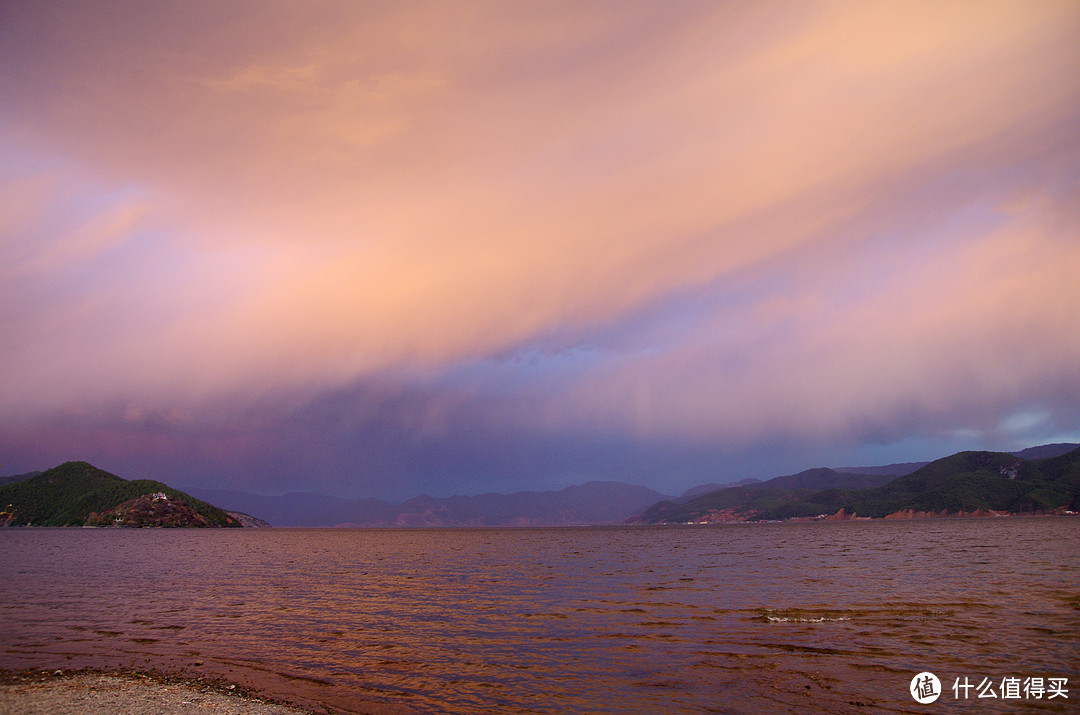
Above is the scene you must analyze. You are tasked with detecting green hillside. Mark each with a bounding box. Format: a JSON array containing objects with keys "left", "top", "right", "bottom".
[
  {"left": 634, "top": 447, "right": 1080, "bottom": 523},
  {"left": 0, "top": 461, "right": 240, "bottom": 527}
]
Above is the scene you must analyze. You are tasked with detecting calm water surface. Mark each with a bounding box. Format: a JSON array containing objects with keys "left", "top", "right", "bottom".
[{"left": 1, "top": 519, "right": 1077, "bottom": 713}]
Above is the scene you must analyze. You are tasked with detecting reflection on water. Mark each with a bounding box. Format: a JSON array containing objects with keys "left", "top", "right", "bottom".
[{"left": 1, "top": 519, "right": 1078, "bottom": 713}]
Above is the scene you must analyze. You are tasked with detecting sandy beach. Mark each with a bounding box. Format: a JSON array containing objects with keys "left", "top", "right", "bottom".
[{"left": 0, "top": 670, "right": 322, "bottom": 715}]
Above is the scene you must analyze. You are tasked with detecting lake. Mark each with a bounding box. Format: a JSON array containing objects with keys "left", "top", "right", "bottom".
[{"left": 1, "top": 518, "right": 1077, "bottom": 713}]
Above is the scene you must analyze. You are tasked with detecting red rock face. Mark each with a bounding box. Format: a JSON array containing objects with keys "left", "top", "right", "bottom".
[{"left": 85, "top": 494, "right": 216, "bottom": 527}]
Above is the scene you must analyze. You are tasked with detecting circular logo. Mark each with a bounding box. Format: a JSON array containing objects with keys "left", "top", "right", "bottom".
[{"left": 910, "top": 672, "right": 941, "bottom": 704}]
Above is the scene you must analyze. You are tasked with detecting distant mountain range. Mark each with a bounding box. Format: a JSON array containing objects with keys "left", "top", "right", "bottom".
[
  {"left": 631, "top": 444, "right": 1080, "bottom": 524},
  {"left": 0, "top": 462, "right": 243, "bottom": 527},
  {"left": 0, "top": 471, "right": 41, "bottom": 487},
  {"left": 181, "top": 442, "right": 1078, "bottom": 526},
  {"left": 4, "top": 443, "right": 1077, "bottom": 527},
  {"left": 184, "top": 481, "right": 672, "bottom": 528}
]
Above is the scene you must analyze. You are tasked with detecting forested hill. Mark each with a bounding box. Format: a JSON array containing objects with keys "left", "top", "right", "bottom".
[
  {"left": 631, "top": 446, "right": 1080, "bottom": 524},
  {"left": 0, "top": 461, "right": 241, "bottom": 527}
]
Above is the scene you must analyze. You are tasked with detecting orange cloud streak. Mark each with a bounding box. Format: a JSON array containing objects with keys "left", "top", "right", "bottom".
[{"left": 1, "top": 1, "right": 1078, "bottom": 445}]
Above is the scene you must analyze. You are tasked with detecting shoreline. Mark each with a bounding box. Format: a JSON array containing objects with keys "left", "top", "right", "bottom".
[
  {"left": 661, "top": 509, "right": 1079, "bottom": 525},
  {"left": 0, "top": 668, "right": 332, "bottom": 715},
  {"left": 0, "top": 665, "right": 414, "bottom": 715},
  {"left": 2, "top": 511, "right": 1076, "bottom": 529}
]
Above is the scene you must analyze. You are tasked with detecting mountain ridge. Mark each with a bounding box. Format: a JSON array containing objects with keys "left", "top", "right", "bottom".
[
  {"left": 630, "top": 445, "right": 1080, "bottom": 524},
  {"left": 0, "top": 461, "right": 241, "bottom": 527},
  {"left": 185, "top": 480, "right": 673, "bottom": 527},
  {"left": 6, "top": 443, "right": 1076, "bottom": 527}
]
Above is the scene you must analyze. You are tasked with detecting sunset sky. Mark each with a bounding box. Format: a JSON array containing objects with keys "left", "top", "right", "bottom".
[{"left": 2, "top": 1, "right": 1079, "bottom": 499}]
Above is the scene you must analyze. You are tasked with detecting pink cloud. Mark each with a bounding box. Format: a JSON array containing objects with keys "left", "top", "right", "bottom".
[{"left": 1, "top": 0, "right": 1078, "bottom": 456}]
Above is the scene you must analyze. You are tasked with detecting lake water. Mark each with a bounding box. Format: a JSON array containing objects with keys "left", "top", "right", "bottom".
[{"left": 1, "top": 519, "right": 1077, "bottom": 713}]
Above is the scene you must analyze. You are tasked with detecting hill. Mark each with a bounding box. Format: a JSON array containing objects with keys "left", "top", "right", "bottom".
[
  {"left": 758, "top": 467, "right": 896, "bottom": 491},
  {"left": 677, "top": 462, "right": 925, "bottom": 502},
  {"left": 833, "top": 461, "right": 929, "bottom": 476},
  {"left": 0, "top": 461, "right": 241, "bottom": 527},
  {"left": 671, "top": 446, "right": 1079, "bottom": 507},
  {"left": 0, "top": 471, "right": 41, "bottom": 487},
  {"left": 630, "top": 446, "right": 1080, "bottom": 523},
  {"left": 1009, "top": 443, "right": 1080, "bottom": 460},
  {"left": 678, "top": 478, "right": 762, "bottom": 501}
]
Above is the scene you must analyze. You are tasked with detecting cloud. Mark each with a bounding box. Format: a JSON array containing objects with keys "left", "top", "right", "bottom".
[
  {"left": 543, "top": 182, "right": 1080, "bottom": 444},
  {"left": 1, "top": 1, "right": 1079, "bottom": 490}
]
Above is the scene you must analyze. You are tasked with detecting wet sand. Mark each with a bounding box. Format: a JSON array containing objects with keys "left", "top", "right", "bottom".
[{"left": 0, "top": 670, "right": 323, "bottom": 715}]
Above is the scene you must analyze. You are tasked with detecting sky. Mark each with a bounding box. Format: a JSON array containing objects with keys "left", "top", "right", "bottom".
[{"left": 2, "top": 1, "right": 1079, "bottom": 500}]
